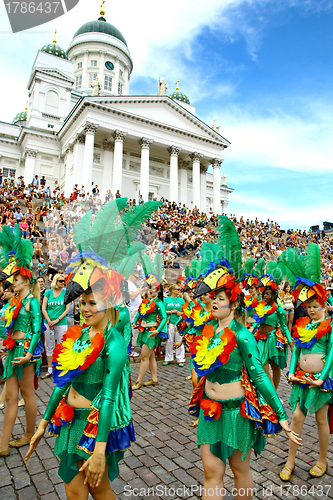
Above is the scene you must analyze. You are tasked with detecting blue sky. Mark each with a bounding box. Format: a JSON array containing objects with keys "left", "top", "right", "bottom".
[{"left": 1, "top": 0, "right": 333, "bottom": 230}]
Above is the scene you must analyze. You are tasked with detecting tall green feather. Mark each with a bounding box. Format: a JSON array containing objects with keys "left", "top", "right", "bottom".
[
  {"left": 0, "top": 225, "right": 15, "bottom": 268},
  {"left": 73, "top": 210, "right": 93, "bottom": 253},
  {"left": 13, "top": 225, "right": 33, "bottom": 270},
  {"left": 142, "top": 253, "right": 155, "bottom": 276},
  {"left": 243, "top": 258, "right": 255, "bottom": 275},
  {"left": 217, "top": 216, "right": 243, "bottom": 281},
  {"left": 153, "top": 253, "right": 164, "bottom": 282},
  {"left": 116, "top": 241, "right": 146, "bottom": 279},
  {"left": 304, "top": 243, "right": 321, "bottom": 282},
  {"left": 253, "top": 258, "right": 265, "bottom": 278},
  {"left": 109, "top": 201, "right": 162, "bottom": 264}
]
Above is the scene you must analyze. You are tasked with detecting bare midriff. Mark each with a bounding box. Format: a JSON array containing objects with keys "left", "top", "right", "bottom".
[
  {"left": 300, "top": 353, "right": 325, "bottom": 374},
  {"left": 68, "top": 386, "right": 92, "bottom": 409},
  {"left": 205, "top": 379, "right": 245, "bottom": 400},
  {"left": 260, "top": 324, "right": 276, "bottom": 335},
  {"left": 12, "top": 330, "right": 25, "bottom": 340}
]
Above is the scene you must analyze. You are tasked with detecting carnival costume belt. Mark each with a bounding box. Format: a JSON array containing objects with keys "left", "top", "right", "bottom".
[
  {"left": 141, "top": 321, "right": 158, "bottom": 328},
  {"left": 254, "top": 326, "right": 288, "bottom": 350},
  {"left": 49, "top": 395, "right": 135, "bottom": 455},
  {"left": 189, "top": 367, "right": 282, "bottom": 437},
  {"left": 287, "top": 362, "right": 333, "bottom": 392}
]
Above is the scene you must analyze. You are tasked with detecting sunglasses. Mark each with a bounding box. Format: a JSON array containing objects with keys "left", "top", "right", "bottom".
[{"left": 57, "top": 279, "right": 65, "bottom": 283}]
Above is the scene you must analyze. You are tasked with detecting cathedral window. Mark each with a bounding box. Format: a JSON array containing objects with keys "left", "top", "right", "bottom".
[
  {"left": 77, "top": 62, "right": 82, "bottom": 69},
  {"left": 45, "top": 90, "right": 59, "bottom": 115},
  {"left": 119, "top": 69, "right": 123, "bottom": 78},
  {"left": 3, "top": 168, "right": 15, "bottom": 178},
  {"left": 104, "top": 75, "right": 112, "bottom": 91},
  {"left": 91, "top": 60, "right": 98, "bottom": 67},
  {"left": 75, "top": 75, "right": 82, "bottom": 89},
  {"left": 89, "top": 73, "right": 98, "bottom": 85},
  {"left": 118, "top": 82, "right": 123, "bottom": 95}
]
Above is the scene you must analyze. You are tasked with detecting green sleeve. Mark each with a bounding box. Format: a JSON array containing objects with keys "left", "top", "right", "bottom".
[
  {"left": 43, "top": 383, "right": 71, "bottom": 421},
  {"left": 320, "top": 329, "right": 333, "bottom": 381},
  {"left": 276, "top": 305, "right": 292, "bottom": 343},
  {"left": 27, "top": 297, "right": 42, "bottom": 354},
  {"left": 289, "top": 344, "right": 301, "bottom": 375},
  {"left": 236, "top": 324, "right": 288, "bottom": 421},
  {"left": 96, "top": 328, "right": 127, "bottom": 443},
  {"left": 133, "top": 310, "right": 139, "bottom": 325},
  {"left": 156, "top": 299, "right": 167, "bottom": 333}
]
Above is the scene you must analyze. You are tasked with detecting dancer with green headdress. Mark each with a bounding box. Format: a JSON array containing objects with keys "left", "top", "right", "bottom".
[
  {"left": 278, "top": 243, "right": 333, "bottom": 481},
  {"left": 25, "top": 198, "right": 160, "bottom": 499},
  {"left": 132, "top": 252, "right": 167, "bottom": 390},
  {"left": 187, "top": 216, "right": 300, "bottom": 500},
  {"left": 0, "top": 225, "right": 42, "bottom": 457}
]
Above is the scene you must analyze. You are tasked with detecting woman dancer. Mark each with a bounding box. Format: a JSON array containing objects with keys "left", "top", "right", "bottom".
[
  {"left": 0, "top": 227, "right": 42, "bottom": 457},
  {"left": 41, "top": 273, "right": 70, "bottom": 379},
  {"left": 132, "top": 273, "right": 167, "bottom": 390},
  {"left": 26, "top": 268, "right": 135, "bottom": 499},
  {"left": 190, "top": 261, "right": 300, "bottom": 500},
  {"left": 253, "top": 275, "right": 293, "bottom": 388},
  {"left": 164, "top": 284, "right": 185, "bottom": 367},
  {"left": 280, "top": 282, "right": 295, "bottom": 333},
  {"left": 280, "top": 278, "right": 333, "bottom": 481}
]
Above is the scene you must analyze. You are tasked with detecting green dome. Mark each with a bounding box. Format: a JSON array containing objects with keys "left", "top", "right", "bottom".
[
  {"left": 169, "top": 90, "right": 190, "bottom": 105},
  {"left": 40, "top": 43, "right": 68, "bottom": 59},
  {"left": 73, "top": 17, "right": 127, "bottom": 46},
  {"left": 12, "top": 110, "right": 27, "bottom": 125}
]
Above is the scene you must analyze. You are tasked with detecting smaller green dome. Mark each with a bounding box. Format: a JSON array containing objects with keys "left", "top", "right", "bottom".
[
  {"left": 40, "top": 43, "right": 68, "bottom": 59},
  {"left": 13, "top": 110, "right": 27, "bottom": 125},
  {"left": 169, "top": 90, "right": 190, "bottom": 104}
]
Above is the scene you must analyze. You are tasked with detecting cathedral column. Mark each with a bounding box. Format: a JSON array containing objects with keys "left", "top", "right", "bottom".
[
  {"left": 64, "top": 144, "right": 74, "bottom": 198},
  {"left": 102, "top": 142, "right": 114, "bottom": 198},
  {"left": 23, "top": 149, "right": 37, "bottom": 185},
  {"left": 168, "top": 146, "right": 180, "bottom": 203},
  {"left": 200, "top": 166, "right": 208, "bottom": 214},
  {"left": 212, "top": 158, "right": 223, "bottom": 215},
  {"left": 72, "top": 135, "right": 85, "bottom": 188},
  {"left": 222, "top": 200, "right": 229, "bottom": 215},
  {"left": 112, "top": 130, "right": 125, "bottom": 195},
  {"left": 190, "top": 152, "right": 202, "bottom": 211},
  {"left": 82, "top": 122, "right": 98, "bottom": 196},
  {"left": 139, "top": 138, "right": 153, "bottom": 202}
]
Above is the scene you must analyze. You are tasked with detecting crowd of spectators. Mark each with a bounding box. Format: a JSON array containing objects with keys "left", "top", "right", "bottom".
[{"left": 0, "top": 171, "right": 331, "bottom": 287}]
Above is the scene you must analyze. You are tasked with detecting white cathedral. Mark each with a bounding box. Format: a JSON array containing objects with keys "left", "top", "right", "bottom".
[{"left": 0, "top": 4, "right": 233, "bottom": 214}]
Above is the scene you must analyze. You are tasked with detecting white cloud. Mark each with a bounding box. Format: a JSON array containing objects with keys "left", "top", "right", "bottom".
[{"left": 210, "top": 100, "right": 333, "bottom": 173}]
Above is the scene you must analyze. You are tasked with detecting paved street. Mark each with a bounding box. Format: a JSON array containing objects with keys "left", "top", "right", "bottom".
[{"left": 0, "top": 357, "right": 332, "bottom": 500}]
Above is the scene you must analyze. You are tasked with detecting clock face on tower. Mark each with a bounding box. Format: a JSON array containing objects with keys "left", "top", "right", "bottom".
[{"left": 105, "top": 61, "right": 114, "bottom": 71}]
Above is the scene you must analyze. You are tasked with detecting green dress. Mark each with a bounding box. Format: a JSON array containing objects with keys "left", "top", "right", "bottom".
[
  {"left": 195, "top": 319, "right": 288, "bottom": 464},
  {"left": 289, "top": 320, "right": 333, "bottom": 416},
  {"left": 4, "top": 294, "right": 42, "bottom": 380},
  {"left": 254, "top": 304, "right": 292, "bottom": 369},
  {"left": 134, "top": 297, "right": 167, "bottom": 349},
  {"left": 43, "top": 324, "right": 135, "bottom": 484}
]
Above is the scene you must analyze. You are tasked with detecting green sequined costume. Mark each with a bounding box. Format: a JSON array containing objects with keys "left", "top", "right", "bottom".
[
  {"left": 289, "top": 321, "right": 333, "bottom": 416},
  {"left": 254, "top": 305, "right": 292, "bottom": 369},
  {"left": 134, "top": 297, "right": 167, "bottom": 349},
  {"left": 4, "top": 294, "right": 42, "bottom": 380},
  {"left": 196, "top": 319, "right": 288, "bottom": 464},
  {"left": 43, "top": 324, "right": 134, "bottom": 484}
]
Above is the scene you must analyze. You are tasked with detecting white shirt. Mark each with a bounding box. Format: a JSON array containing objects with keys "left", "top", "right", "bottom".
[{"left": 127, "top": 280, "right": 142, "bottom": 310}]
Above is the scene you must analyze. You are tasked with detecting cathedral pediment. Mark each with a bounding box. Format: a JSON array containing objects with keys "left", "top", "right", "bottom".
[{"left": 59, "top": 95, "right": 230, "bottom": 147}]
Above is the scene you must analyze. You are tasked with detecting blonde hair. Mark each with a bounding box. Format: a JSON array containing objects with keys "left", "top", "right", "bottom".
[
  {"left": 51, "top": 273, "right": 66, "bottom": 289},
  {"left": 107, "top": 306, "right": 119, "bottom": 326},
  {"left": 31, "top": 279, "right": 41, "bottom": 303}
]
